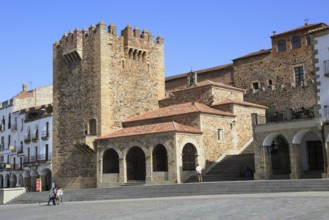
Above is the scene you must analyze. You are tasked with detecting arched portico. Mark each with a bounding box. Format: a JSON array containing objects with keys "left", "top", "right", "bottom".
[
  {"left": 295, "top": 130, "right": 324, "bottom": 178},
  {"left": 23, "top": 170, "right": 31, "bottom": 191},
  {"left": 126, "top": 146, "right": 146, "bottom": 181},
  {"left": 182, "top": 143, "right": 198, "bottom": 171},
  {"left": 5, "top": 174, "right": 10, "bottom": 188},
  {"left": 10, "top": 174, "right": 17, "bottom": 188},
  {"left": 0, "top": 174, "right": 3, "bottom": 188},
  {"left": 39, "top": 168, "right": 52, "bottom": 191}
]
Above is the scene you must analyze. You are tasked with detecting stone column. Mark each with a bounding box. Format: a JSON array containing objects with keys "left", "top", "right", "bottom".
[
  {"left": 323, "top": 142, "right": 329, "bottom": 178},
  {"left": 254, "top": 145, "right": 272, "bottom": 180},
  {"left": 289, "top": 144, "right": 302, "bottom": 179},
  {"left": 145, "top": 155, "right": 153, "bottom": 183},
  {"left": 119, "top": 158, "right": 126, "bottom": 184}
]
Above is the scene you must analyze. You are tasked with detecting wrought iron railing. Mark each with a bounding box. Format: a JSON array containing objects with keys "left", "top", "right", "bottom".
[{"left": 23, "top": 154, "right": 52, "bottom": 163}]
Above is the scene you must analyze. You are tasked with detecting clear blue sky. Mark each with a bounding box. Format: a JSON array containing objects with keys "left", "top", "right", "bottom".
[{"left": 1, "top": 0, "right": 329, "bottom": 102}]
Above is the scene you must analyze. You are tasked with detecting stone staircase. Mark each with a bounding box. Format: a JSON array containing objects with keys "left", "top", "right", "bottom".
[
  {"left": 7, "top": 179, "right": 329, "bottom": 205},
  {"left": 185, "top": 142, "right": 255, "bottom": 183}
]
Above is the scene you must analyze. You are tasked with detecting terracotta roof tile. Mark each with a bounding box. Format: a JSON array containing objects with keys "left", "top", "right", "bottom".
[
  {"left": 212, "top": 99, "right": 267, "bottom": 109},
  {"left": 306, "top": 26, "right": 329, "bottom": 34},
  {"left": 271, "top": 23, "right": 327, "bottom": 37},
  {"left": 233, "top": 49, "right": 272, "bottom": 61},
  {"left": 124, "top": 101, "right": 234, "bottom": 123},
  {"left": 165, "top": 64, "right": 233, "bottom": 81},
  {"left": 97, "top": 121, "right": 202, "bottom": 140},
  {"left": 166, "top": 80, "right": 245, "bottom": 94}
]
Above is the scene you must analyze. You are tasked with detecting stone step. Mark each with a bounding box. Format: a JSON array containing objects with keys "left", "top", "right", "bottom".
[{"left": 7, "top": 179, "right": 329, "bottom": 205}]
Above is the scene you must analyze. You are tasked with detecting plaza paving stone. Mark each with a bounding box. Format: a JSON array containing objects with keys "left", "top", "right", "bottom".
[{"left": 1, "top": 192, "right": 329, "bottom": 219}]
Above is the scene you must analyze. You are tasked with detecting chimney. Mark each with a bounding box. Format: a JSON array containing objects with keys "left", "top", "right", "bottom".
[{"left": 22, "top": 83, "right": 27, "bottom": 92}]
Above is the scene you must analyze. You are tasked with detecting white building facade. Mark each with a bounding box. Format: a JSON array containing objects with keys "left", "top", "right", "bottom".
[{"left": 0, "top": 84, "right": 53, "bottom": 191}]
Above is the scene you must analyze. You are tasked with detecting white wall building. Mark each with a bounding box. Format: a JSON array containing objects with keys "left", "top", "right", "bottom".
[{"left": 0, "top": 84, "right": 53, "bottom": 191}]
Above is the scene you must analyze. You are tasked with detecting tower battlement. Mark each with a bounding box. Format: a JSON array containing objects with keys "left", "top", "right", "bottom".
[{"left": 54, "top": 21, "right": 163, "bottom": 63}]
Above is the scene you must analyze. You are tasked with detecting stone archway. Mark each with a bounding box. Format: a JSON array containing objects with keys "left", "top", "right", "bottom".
[
  {"left": 182, "top": 143, "right": 197, "bottom": 171},
  {"left": 294, "top": 130, "right": 324, "bottom": 177},
  {"left": 103, "top": 149, "right": 119, "bottom": 173},
  {"left": 270, "top": 135, "right": 291, "bottom": 177},
  {"left": 0, "top": 174, "right": 3, "bottom": 188},
  {"left": 23, "top": 170, "right": 31, "bottom": 191},
  {"left": 10, "top": 174, "right": 17, "bottom": 188},
  {"left": 126, "top": 146, "right": 146, "bottom": 181},
  {"left": 39, "top": 168, "right": 52, "bottom": 191},
  {"left": 152, "top": 144, "right": 168, "bottom": 172},
  {"left": 5, "top": 174, "right": 10, "bottom": 188}
]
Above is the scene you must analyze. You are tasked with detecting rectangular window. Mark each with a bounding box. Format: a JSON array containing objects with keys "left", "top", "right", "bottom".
[
  {"left": 294, "top": 66, "right": 304, "bottom": 83},
  {"left": 251, "top": 113, "right": 258, "bottom": 125},
  {"left": 217, "top": 129, "right": 224, "bottom": 141},
  {"left": 324, "top": 60, "right": 329, "bottom": 75},
  {"left": 252, "top": 82, "right": 259, "bottom": 90}
]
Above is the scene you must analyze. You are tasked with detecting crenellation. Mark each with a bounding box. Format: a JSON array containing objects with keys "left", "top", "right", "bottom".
[
  {"left": 108, "top": 23, "right": 117, "bottom": 35},
  {"left": 133, "top": 26, "right": 140, "bottom": 38},
  {"left": 156, "top": 35, "right": 164, "bottom": 44}
]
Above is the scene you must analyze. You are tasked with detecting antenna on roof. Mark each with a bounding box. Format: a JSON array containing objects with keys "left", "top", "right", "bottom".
[{"left": 304, "top": 18, "right": 309, "bottom": 26}]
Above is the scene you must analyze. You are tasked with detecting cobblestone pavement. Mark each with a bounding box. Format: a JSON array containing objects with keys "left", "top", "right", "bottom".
[{"left": 1, "top": 192, "right": 329, "bottom": 220}]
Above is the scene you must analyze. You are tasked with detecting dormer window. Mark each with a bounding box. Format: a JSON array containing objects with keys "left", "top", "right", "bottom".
[
  {"left": 277, "top": 40, "right": 286, "bottom": 52},
  {"left": 291, "top": 36, "right": 301, "bottom": 49}
]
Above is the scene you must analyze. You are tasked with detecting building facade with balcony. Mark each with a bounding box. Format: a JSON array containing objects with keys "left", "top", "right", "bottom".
[
  {"left": 0, "top": 84, "right": 53, "bottom": 191},
  {"left": 253, "top": 26, "right": 329, "bottom": 180}
]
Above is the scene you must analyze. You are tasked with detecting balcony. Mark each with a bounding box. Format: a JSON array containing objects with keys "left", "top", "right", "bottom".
[
  {"left": 23, "top": 154, "right": 52, "bottom": 165},
  {"left": 265, "top": 107, "right": 314, "bottom": 124},
  {"left": 11, "top": 123, "right": 18, "bottom": 131},
  {"left": 24, "top": 134, "right": 31, "bottom": 144},
  {"left": 41, "top": 131, "right": 50, "bottom": 140},
  {"left": 32, "top": 133, "right": 39, "bottom": 143},
  {"left": 0, "top": 144, "right": 4, "bottom": 151},
  {"left": 9, "top": 145, "right": 16, "bottom": 154},
  {"left": 0, "top": 124, "right": 4, "bottom": 132},
  {"left": 17, "top": 147, "right": 23, "bottom": 155}
]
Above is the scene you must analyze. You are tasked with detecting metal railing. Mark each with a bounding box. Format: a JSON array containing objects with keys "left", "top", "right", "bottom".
[
  {"left": 41, "top": 131, "right": 50, "bottom": 140},
  {"left": 265, "top": 107, "right": 314, "bottom": 123},
  {"left": 23, "top": 154, "right": 52, "bottom": 163}
]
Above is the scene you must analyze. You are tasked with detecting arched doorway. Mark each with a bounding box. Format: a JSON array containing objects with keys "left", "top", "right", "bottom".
[
  {"left": 297, "top": 131, "right": 324, "bottom": 177},
  {"left": 5, "top": 174, "right": 10, "bottom": 188},
  {"left": 182, "top": 143, "right": 197, "bottom": 171},
  {"left": 0, "top": 174, "right": 3, "bottom": 188},
  {"left": 153, "top": 145, "right": 168, "bottom": 172},
  {"left": 10, "top": 174, "right": 17, "bottom": 188},
  {"left": 39, "top": 168, "right": 52, "bottom": 191},
  {"left": 270, "top": 135, "right": 290, "bottom": 176},
  {"left": 103, "top": 149, "right": 119, "bottom": 173},
  {"left": 126, "top": 147, "right": 146, "bottom": 181},
  {"left": 17, "top": 174, "right": 23, "bottom": 187}
]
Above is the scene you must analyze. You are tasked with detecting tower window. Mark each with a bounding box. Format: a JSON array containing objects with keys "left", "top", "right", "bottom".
[
  {"left": 252, "top": 82, "right": 259, "bottom": 90},
  {"left": 277, "top": 40, "right": 286, "bottom": 52},
  {"left": 291, "top": 36, "right": 301, "bottom": 49},
  {"left": 217, "top": 129, "right": 224, "bottom": 141},
  {"left": 294, "top": 66, "right": 304, "bottom": 83}
]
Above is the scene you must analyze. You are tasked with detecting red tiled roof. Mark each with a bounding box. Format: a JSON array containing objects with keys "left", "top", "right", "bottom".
[
  {"left": 96, "top": 121, "right": 202, "bottom": 140},
  {"left": 233, "top": 49, "right": 271, "bottom": 61},
  {"left": 306, "top": 26, "right": 329, "bottom": 34},
  {"left": 166, "top": 80, "right": 245, "bottom": 94},
  {"left": 165, "top": 64, "right": 233, "bottom": 81},
  {"left": 124, "top": 102, "right": 234, "bottom": 123},
  {"left": 212, "top": 99, "right": 267, "bottom": 109},
  {"left": 271, "top": 23, "right": 327, "bottom": 37}
]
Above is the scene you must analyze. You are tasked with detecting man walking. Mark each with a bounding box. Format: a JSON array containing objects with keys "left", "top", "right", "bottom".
[{"left": 196, "top": 164, "right": 203, "bottom": 182}]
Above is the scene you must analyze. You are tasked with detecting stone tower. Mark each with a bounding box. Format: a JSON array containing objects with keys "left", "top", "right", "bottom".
[{"left": 52, "top": 21, "right": 164, "bottom": 189}]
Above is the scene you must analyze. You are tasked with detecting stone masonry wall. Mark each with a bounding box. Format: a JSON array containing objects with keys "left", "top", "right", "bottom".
[
  {"left": 200, "top": 114, "right": 234, "bottom": 168},
  {"left": 53, "top": 22, "right": 164, "bottom": 189}
]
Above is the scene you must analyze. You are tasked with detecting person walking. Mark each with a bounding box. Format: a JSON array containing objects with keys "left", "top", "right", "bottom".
[
  {"left": 196, "top": 164, "right": 203, "bottom": 182},
  {"left": 56, "top": 187, "right": 64, "bottom": 205},
  {"left": 47, "top": 187, "right": 57, "bottom": 206}
]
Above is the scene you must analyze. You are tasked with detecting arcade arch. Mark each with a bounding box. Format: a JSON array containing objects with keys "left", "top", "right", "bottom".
[{"left": 126, "top": 146, "right": 146, "bottom": 181}]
